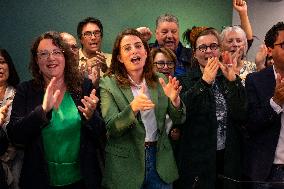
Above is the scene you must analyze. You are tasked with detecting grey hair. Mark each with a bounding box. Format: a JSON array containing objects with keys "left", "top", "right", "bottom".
[
  {"left": 156, "top": 13, "right": 179, "bottom": 29},
  {"left": 220, "top": 25, "right": 248, "bottom": 57}
]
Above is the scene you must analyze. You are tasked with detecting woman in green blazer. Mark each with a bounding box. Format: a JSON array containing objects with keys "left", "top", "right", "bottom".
[{"left": 99, "top": 29, "right": 186, "bottom": 189}]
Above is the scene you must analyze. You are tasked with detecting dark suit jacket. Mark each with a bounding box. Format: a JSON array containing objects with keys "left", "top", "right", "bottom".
[
  {"left": 7, "top": 79, "right": 105, "bottom": 189},
  {"left": 244, "top": 66, "right": 281, "bottom": 181}
]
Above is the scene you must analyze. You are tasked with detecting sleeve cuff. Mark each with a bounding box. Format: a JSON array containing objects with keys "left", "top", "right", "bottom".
[{"left": 270, "top": 98, "right": 283, "bottom": 114}]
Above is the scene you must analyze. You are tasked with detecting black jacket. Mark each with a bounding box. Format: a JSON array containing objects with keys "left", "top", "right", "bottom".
[
  {"left": 244, "top": 66, "right": 281, "bottom": 181},
  {"left": 7, "top": 79, "right": 105, "bottom": 189},
  {"left": 0, "top": 128, "right": 9, "bottom": 189},
  {"left": 177, "top": 67, "right": 247, "bottom": 189}
]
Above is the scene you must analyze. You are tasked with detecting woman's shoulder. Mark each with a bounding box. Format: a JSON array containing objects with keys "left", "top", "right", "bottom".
[
  {"left": 99, "top": 75, "right": 116, "bottom": 88},
  {"left": 16, "top": 80, "right": 38, "bottom": 91}
]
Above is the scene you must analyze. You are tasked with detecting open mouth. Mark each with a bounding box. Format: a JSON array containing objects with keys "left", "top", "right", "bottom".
[
  {"left": 165, "top": 41, "right": 175, "bottom": 46},
  {"left": 131, "top": 56, "right": 141, "bottom": 64},
  {"left": 47, "top": 64, "right": 58, "bottom": 69},
  {"left": 89, "top": 42, "right": 98, "bottom": 47}
]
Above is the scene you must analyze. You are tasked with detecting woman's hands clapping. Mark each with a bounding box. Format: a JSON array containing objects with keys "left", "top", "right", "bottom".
[
  {"left": 130, "top": 85, "right": 155, "bottom": 115},
  {"left": 202, "top": 57, "right": 220, "bottom": 84},
  {"left": 0, "top": 100, "right": 12, "bottom": 126},
  {"left": 42, "top": 77, "right": 61, "bottom": 112},
  {"left": 159, "top": 76, "right": 182, "bottom": 108},
  {"left": 220, "top": 51, "right": 237, "bottom": 81},
  {"left": 78, "top": 89, "right": 99, "bottom": 120}
]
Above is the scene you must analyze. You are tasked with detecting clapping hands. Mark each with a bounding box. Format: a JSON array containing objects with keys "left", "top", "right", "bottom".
[
  {"left": 130, "top": 85, "right": 155, "bottom": 115},
  {"left": 159, "top": 76, "right": 182, "bottom": 108}
]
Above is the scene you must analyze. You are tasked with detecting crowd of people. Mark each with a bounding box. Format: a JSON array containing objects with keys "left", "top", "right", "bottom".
[{"left": 1, "top": 0, "right": 284, "bottom": 189}]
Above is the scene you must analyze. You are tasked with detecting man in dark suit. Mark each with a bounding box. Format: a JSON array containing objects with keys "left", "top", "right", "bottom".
[{"left": 245, "top": 22, "right": 284, "bottom": 189}]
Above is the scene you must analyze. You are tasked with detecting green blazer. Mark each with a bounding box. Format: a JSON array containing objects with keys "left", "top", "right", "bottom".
[{"left": 99, "top": 73, "right": 186, "bottom": 189}]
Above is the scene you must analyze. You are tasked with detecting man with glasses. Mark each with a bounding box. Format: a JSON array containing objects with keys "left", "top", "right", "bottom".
[
  {"left": 245, "top": 22, "right": 284, "bottom": 189},
  {"left": 77, "top": 17, "right": 111, "bottom": 86}
]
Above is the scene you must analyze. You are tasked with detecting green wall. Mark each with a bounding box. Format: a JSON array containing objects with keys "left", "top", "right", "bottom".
[{"left": 0, "top": 0, "right": 232, "bottom": 81}]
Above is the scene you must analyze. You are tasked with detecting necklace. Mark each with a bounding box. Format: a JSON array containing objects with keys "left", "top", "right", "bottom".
[{"left": 128, "top": 75, "right": 144, "bottom": 89}]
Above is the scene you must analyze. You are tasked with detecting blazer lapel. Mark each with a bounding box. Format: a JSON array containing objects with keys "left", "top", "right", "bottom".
[{"left": 120, "top": 86, "right": 134, "bottom": 104}]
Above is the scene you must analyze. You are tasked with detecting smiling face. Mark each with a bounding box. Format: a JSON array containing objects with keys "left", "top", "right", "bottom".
[
  {"left": 222, "top": 30, "right": 246, "bottom": 54},
  {"left": 153, "top": 52, "right": 175, "bottom": 77},
  {"left": 80, "top": 23, "right": 102, "bottom": 57},
  {"left": 118, "top": 35, "right": 147, "bottom": 75},
  {"left": 37, "top": 39, "right": 65, "bottom": 82},
  {"left": 155, "top": 21, "right": 179, "bottom": 51},
  {"left": 194, "top": 34, "right": 220, "bottom": 67},
  {"left": 0, "top": 55, "right": 9, "bottom": 86}
]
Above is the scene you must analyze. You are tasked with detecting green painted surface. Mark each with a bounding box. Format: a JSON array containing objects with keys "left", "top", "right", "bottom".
[{"left": 0, "top": 0, "right": 232, "bottom": 81}]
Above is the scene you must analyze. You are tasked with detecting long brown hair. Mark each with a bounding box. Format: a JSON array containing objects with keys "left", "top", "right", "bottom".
[
  {"left": 29, "top": 31, "right": 83, "bottom": 93},
  {"left": 107, "top": 28, "right": 157, "bottom": 88}
]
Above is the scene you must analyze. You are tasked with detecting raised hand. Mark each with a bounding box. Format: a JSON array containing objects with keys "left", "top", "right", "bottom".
[
  {"left": 130, "top": 84, "right": 155, "bottom": 114},
  {"left": 255, "top": 44, "right": 268, "bottom": 70},
  {"left": 231, "top": 46, "right": 245, "bottom": 75},
  {"left": 220, "top": 51, "right": 237, "bottom": 81},
  {"left": 233, "top": 0, "right": 247, "bottom": 14},
  {"left": 202, "top": 57, "right": 220, "bottom": 84},
  {"left": 42, "top": 77, "right": 61, "bottom": 112},
  {"left": 159, "top": 76, "right": 181, "bottom": 108},
  {"left": 78, "top": 89, "right": 99, "bottom": 120},
  {"left": 136, "top": 27, "right": 152, "bottom": 42},
  {"left": 273, "top": 73, "right": 284, "bottom": 106}
]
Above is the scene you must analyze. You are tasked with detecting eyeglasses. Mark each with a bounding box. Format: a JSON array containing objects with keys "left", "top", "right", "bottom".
[
  {"left": 197, "top": 43, "right": 219, "bottom": 52},
  {"left": 82, "top": 30, "right": 101, "bottom": 38},
  {"left": 37, "top": 49, "right": 64, "bottom": 59},
  {"left": 274, "top": 42, "right": 284, "bottom": 49},
  {"left": 154, "top": 61, "right": 175, "bottom": 69}
]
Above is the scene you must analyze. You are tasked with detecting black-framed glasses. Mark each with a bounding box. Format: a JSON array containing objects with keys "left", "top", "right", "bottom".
[
  {"left": 154, "top": 61, "right": 175, "bottom": 69},
  {"left": 197, "top": 43, "right": 219, "bottom": 52},
  {"left": 37, "top": 49, "right": 64, "bottom": 59},
  {"left": 82, "top": 30, "right": 101, "bottom": 38},
  {"left": 274, "top": 42, "right": 284, "bottom": 49}
]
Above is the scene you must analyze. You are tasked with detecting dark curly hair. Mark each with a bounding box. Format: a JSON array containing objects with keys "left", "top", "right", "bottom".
[
  {"left": 29, "top": 31, "right": 83, "bottom": 94},
  {"left": 0, "top": 49, "right": 20, "bottom": 87},
  {"left": 265, "top": 22, "right": 284, "bottom": 48},
  {"left": 106, "top": 28, "right": 157, "bottom": 88}
]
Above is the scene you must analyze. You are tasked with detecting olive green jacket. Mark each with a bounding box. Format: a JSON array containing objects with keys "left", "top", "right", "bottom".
[{"left": 99, "top": 73, "right": 186, "bottom": 189}]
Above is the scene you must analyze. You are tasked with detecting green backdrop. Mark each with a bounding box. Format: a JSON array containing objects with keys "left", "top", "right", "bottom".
[{"left": 0, "top": 0, "right": 232, "bottom": 81}]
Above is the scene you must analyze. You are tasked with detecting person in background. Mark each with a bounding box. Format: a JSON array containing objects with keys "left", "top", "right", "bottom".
[
  {"left": 245, "top": 22, "right": 284, "bottom": 189},
  {"left": 0, "top": 49, "right": 21, "bottom": 189},
  {"left": 77, "top": 17, "right": 111, "bottom": 84},
  {"left": 60, "top": 32, "right": 79, "bottom": 61},
  {"left": 177, "top": 27, "right": 246, "bottom": 189},
  {"left": 7, "top": 31, "right": 104, "bottom": 189},
  {"left": 255, "top": 44, "right": 274, "bottom": 69},
  {"left": 137, "top": 13, "right": 192, "bottom": 76},
  {"left": 100, "top": 28, "right": 185, "bottom": 189},
  {"left": 150, "top": 47, "right": 181, "bottom": 154},
  {"left": 1, "top": 101, "right": 12, "bottom": 189},
  {"left": 220, "top": 25, "right": 258, "bottom": 84}
]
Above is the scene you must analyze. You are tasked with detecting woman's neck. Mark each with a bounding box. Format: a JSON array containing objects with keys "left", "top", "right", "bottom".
[
  {"left": 45, "top": 77, "right": 66, "bottom": 90},
  {"left": 128, "top": 71, "right": 143, "bottom": 85}
]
